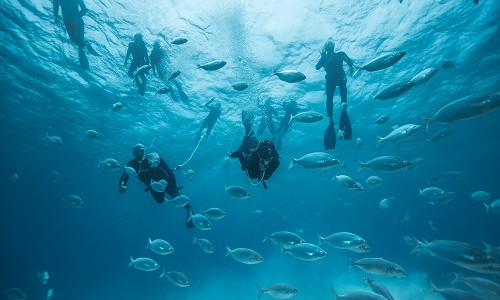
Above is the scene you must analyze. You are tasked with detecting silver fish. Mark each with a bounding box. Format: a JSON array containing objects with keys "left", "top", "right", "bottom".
[
  {"left": 426, "top": 128, "right": 455, "bottom": 145},
  {"left": 112, "top": 102, "right": 122, "bottom": 112},
  {"left": 410, "top": 67, "right": 438, "bottom": 86},
  {"left": 85, "top": 129, "right": 100, "bottom": 138},
  {"left": 428, "top": 280, "right": 484, "bottom": 300},
  {"left": 358, "top": 156, "right": 411, "bottom": 172},
  {"left": 263, "top": 231, "right": 305, "bottom": 249},
  {"left": 419, "top": 187, "right": 446, "bottom": 199},
  {"left": 193, "top": 237, "right": 215, "bottom": 253},
  {"left": 225, "top": 186, "right": 251, "bottom": 199},
  {"left": 353, "top": 51, "right": 406, "bottom": 76},
  {"left": 46, "top": 288, "right": 54, "bottom": 300},
  {"left": 273, "top": 70, "right": 306, "bottom": 83},
  {"left": 128, "top": 256, "right": 159, "bottom": 271},
  {"left": 282, "top": 243, "right": 327, "bottom": 261},
  {"left": 257, "top": 283, "right": 299, "bottom": 299},
  {"left": 377, "top": 124, "right": 421, "bottom": 146},
  {"left": 134, "top": 64, "right": 151, "bottom": 78},
  {"left": 375, "top": 115, "right": 389, "bottom": 124},
  {"left": 155, "top": 87, "right": 171, "bottom": 94},
  {"left": 166, "top": 195, "right": 190, "bottom": 207},
  {"left": 471, "top": 191, "right": 491, "bottom": 202},
  {"left": 289, "top": 111, "right": 323, "bottom": 125},
  {"left": 62, "top": 194, "right": 83, "bottom": 208},
  {"left": 98, "top": 158, "right": 120, "bottom": 170},
  {"left": 226, "top": 246, "right": 263, "bottom": 264},
  {"left": 147, "top": 238, "right": 174, "bottom": 255},
  {"left": 38, "top": 271, "right": 49, "bottom": 285},
  {"left": 450, "top": 273, "right": 500, "bottom": 298},
  {"left": 232, "top": 82, "right": 249, "bottom": 91},
  {"left": 364, "top": 277, "right": 395, "bottom": 300},
  {"left": 168, "top": 70, "right": 181, "bottom": 80},
  {"left": 318, "top": 232, "right": 370, "bottom": 253},
  {"left": 350, "top": 257, "right": 407, "bottom": 277},
  {"left": 124, "top": 166, "right": 137, "bottom": 177},
  {"left": 171, "top": 38, "right": 188, "bottom": 45},
  {"left": 43, "top": 134, "right": 63, "bottom": 145},
  {"left": 366, "top": 176, "right": 383, "bottom": 187},
  {"left": 331, "top": 284, "right": 388, "bottom": 300},
  {"left": 202, "top": 208, "right": 226, "bottom": 219},
  {"left": 379, "top": 197, "right": 393, "bottom": 209},
  {"left": 189, "top": 212, "right": 213, "bottom": 230},
  {"left": 160, "top": 269, "right": 190, "bottom": 287},
  {"left": 421, "top": 92, "right": 500, "bottom": 135},
  {"left": 289, "top": 152, "right": 339, "bottom": 170},
  {"left": 333, "top": 175, "right": 358, "bottom": 189},
  {"left": 146, "top": 152, "right": 160, "bottom": 167},
  {"left": 198, "top": 60, "right": 226, "bottom": 71},
  {"left": 374, "top": 81, "right": 416, "bottom": 101},
  {"left": 149, "top": 179, "right": 167, "bottom": 193}
]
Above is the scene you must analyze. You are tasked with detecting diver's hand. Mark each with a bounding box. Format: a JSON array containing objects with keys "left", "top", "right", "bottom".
[
  {"left": 118, "top": 185, "right": 127, "bottom": 193},
  {"left": 348, "top": 67, "right": 354, "bottom": 76}
]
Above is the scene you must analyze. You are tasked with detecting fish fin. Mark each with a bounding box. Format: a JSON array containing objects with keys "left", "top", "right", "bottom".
[
  {"left": 410, "top": 236, "right": 424, "bottom": 255},
  {"left": 256, "top": 284, "right": 264, "bottom": 300},
  {"left": 262, "top": 232, "right": 268, "bottom": 243},
  {"left": 352, "top": 64, "right": 361, "bottom": 77},
  {"left": 317, "top": 233, "right": 325, "bottom": 245},
  {"left": 324, "top": 122, "right": 336, "bottom": 150},
  {"left": 330, "top": 284, "right": 338, "bottom": 300},
  {"left": 427, "top": 278, "right": 438, "bottom": 295},
  {"left": 159, "top": 268, "right": 166, "bottom": 279},
  {"left": 225, "top": 246, "right": 231, "bottom": 257},
  {"left": 192, "top": 236, "right": 197, "bottom": 244},
  {"left": 287, "top": 113, "right": 294, "bottom": 126},
  {"left": 128, "top": 256, "right": 134, "bottom": 268},
  {"left": 420, "top": 115, "right": 431, "bottom": 137},
  {"left": 97, "top": 158, "right": 101, "bottom": 168},
  {"left": 484, "top": 203, "right": 490, "bottom": 213},
  {"left": 288, "top": 157, "right": 297, "bottom": 169},
  {"left": 449, "top": 272, "right": 460, "bottom": 285},
  {"left": 376, "top": 136, "right": 384, "bottom": 147},
  {"left": 355, "top": 157, "right": 364, "bottom": 172},
  {"left": 482, "top": 240, "right": 493, "bottom": 253},
  {"left": 147, "top": 237, "right": 151, "bottom": 249}
]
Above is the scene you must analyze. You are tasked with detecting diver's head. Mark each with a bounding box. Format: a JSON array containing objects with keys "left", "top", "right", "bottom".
[
  {"left": 134, "top": 33, "right": 144, "bottom": 43},
  {"left": 325, "top": 41, "right": 335, "bottom": 53},
  {"left": 214, "top": 101, "right": 221, "bottom": 110},
  {"left": 256, "top": 140, "right": 276, "bottom": 168},
  {"left": 153, "top": 40, "right": 160, "bottom": 49},
  {"left": 132, "top": 143, "right": 146, "bottom": 161}
]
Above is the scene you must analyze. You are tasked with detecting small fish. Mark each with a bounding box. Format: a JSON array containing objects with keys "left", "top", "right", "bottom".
[
  {"left": 62, "top": 194, "right": 83, "bottom": 208},
  {"left": 333, "top": 175, "right": 358, "bottom": 189},
  {"left": 155, "top": 87, "right": 171, "bottom": 94},
  {"left": 263, "top": 231, "right": 306, "bottom": 249},
  {"left": 168, "top": 70, "right": 181, "bottom": 81},
  {"left": 160, "top": 269, "right": 190, "bottom": 287},
  {"left": 374, "top": 81, "right": 416, "bottom": 101},
  {"left": 46, "top": 288, "right": 54, "bottom": 300},
  {"left": 330, "top": 285, "right": 387, "bottom": 300},
  {"left": 377, "top": 124, "right": 422, "bottom": 146},
  {"left": 289, "top": 152, "right": 339, "bottom": 170},
  {"left": 226, "top": 246, "right": 264, "bottom": 264},
  {"left": 426, "top": 128, "right": 455, "bottom": 145},
  {"left": 449, "top": 273, "right": 500, "bottom": 298},
  {"left": 484, "top": 199, "right": 500, "bottom": 214},
  {"left": 375, "top": 115, "right": 389, "bottom": 124},
  {"left": 10, "top": 173, "right": 20, "bottom": 182},
  {"left": 149, "top": 179, "right": 168, "bottom": 193},
  {"left": 471, "top": 191, "right": 491, "bottom": 202},
  {"left": 51, "top": 171, "right": 60, "bottom": 183},
  {"left": 97, "top": 158, "right": 120, "bottom": 170},
  {"left": 272, "top": 70, "right": 306, "bottom": 83},
  {"left": 146, "top": 152, "right": 160, "bottom": 167},
  {"left": 112, "top": 102, "right": 122, "bottom": 112},
  {"left": 232, "top": 82, "right": 248, "bottom": 91},
  {"left": 124, "top": 166, "right": 137, "bottom": 177},
  {"left": 288, "top": 111, "right": 323, "bottom": 125},
  {"left": 364, "top": 277, "right": 395, "bottom": 300},
  {"left": 171, "top": 37, "right": 188, "bottom": 45},
  {"left": 166, "top": 195, "right": 190, "bottom": 207},
  {"left": 188, "top": 211, "right": 213, "bottom": 230},
  {"left": 193, "top": 236, "right": 215, "bottom": 253},
  {"left": 353, "top": 51, "right": 406, "bottom": 76},
  {"left": 134, "top": 64, "right": 151, "bottom": 78},
  {"left": 85, "top": 129, "right": 100, "bottom": 138},
  {"left": 318, "top": 232, "right": 370, "bottom": 253},
  {"left": 357, "top": 137, "right": 363, "bottom": 147},
  {"left": 441, "top": 60, "right": 455, "bottom": 69},
  {"left": 428, "top": 279, "right": 484, "bottom": 300},
  {"left": 379, "top": 197, "right": 393, "bottom": 209},
  {"left": 42, "top": 133, "right": 63, "bottom": 146},
  {"left": 366, "top": 176, "right": 383, "bottom": 187},
  {"left": 128, "top": 256, "right": 160, "bottom": 271},
  {"left": 338, "top": 129, "right": 345, "bottom": 140},
  {"left": 38, "top": 271, "right": 49, "bottom": 284},
  {"left": 257, "top": 283, "right": 299, "bottom": 300},
  {"left": 358, "top": 156, "right": 411, "bottom": 172},
  {"left": 410, "top": 67, "right": 438, "bottom": 86},
  {"left": 225, "top": 185, "right": 251, "bottom": 199},
  {"left": 198, "top": 60, "right": 226, "bottom": 71},
  {"left": 419, "top": 187, "right": 446, "bottom": 199},
  {"left": 350, "top": 257, "right": 407, "bottom": 277},
  {"left": 401, "top": 212, "right": 411, "bottom": 223},
  {"left": 202, "top": 208, "right": 226, "bottom": 219},
  {"left": 147, "top": 238, "right": 174, "bottom": 255},
  {"left": 428, "top": 220, "right": 439, "bottom": 231},
  {"left": 282, "top": 243, "right": 327, "bottom": 261},
  {"left": 183, "top": 169, "right": 195, "bottom": 179}
]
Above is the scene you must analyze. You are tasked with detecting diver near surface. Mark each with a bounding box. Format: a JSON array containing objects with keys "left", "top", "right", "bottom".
[
  {"left": 315, "top": 40, "right": 354, "bottom": 149},
  {"left": 53, "top": 0, "right": 99, "bottom": 69},
  {"left": 229, "top": 111, "right": 280, "bottom": 189},
  {"left": 150, "top": 40, "right": 165, "bottom": 78},
  {"left": 273, "top": 99, "right": 307, "bottom": 150},
  {"left": 124, "top": 33, "right": 149, "bottom": 95},
  {"left": 257, "top": 98, "right": 277, "bottom": 136},
  {"left": 118, "top": 144, "right": 193, "bottom": 227},
  {"left": 196, "top": 98, "right": 222, "bottom": 141}
]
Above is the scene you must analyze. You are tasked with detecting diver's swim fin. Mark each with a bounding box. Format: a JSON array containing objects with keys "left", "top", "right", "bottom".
[
  {"left": 324, "top": 122, "right": 336, "bottom": 150},
  {"left": 86, "top": 41, "right": 100, "bottom": 56},
  {"left": 339, "top": 110, "right": 352, "bottom": 140},
  {"left": 78, "top": 48, "right": 89, "bottom": 69}
]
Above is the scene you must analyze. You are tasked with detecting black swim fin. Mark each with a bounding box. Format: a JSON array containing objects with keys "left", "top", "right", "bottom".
[
  {"left": 339, "top": 110, "right": 352, "bottom": 140},
  {"left": 78, "top": 48, "right": 89, "bottom": 69},
  {"left": 86, "top": 41, "right": 100, "bottom": 56},
  {"left": 324, "top": 122, "right": 336, "bottom": 150}
]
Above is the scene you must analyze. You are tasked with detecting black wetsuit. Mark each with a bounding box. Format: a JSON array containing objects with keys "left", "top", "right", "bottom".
[
  {"left": 150, "top": 45, "right": 164, "bottom": 77},
  {"left": 125, "top": 40, "right": 149, "bottom": 95},
  {"left": 197, "top": 100, "right": 222, "bottom": 139},
  {"left": 118, "top": 157, "right": 179, "bottom": 203}
]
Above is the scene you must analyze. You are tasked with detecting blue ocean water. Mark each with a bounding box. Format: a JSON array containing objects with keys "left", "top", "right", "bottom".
[{"left": 1, "top": 0, "right": 499, "bottom": 299}]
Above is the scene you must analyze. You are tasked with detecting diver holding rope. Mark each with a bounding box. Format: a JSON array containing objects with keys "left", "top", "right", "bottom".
[
  {"left": 118, "top": 144, "right": 194, "bottom": 227},
  {"left": 229, "top": 111, "right": 280, "bottom": 189}
]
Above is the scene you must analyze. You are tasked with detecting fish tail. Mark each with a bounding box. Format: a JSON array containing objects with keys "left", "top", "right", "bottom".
[
  {"left": 352, "top": 64, "right": 361, "bottom": 77},
  {"left": 192, "top": 236, "right": 197, "bottom": 244},
  {"left": 159, "top": 268, "right": 166, "bottom": 279},
  {"left": 288, "top": 157, "right": 297, "bottom": 169},
  {"left": 376, "top": 136, "right": 383, "bottom": 147},
  {"left": 420, "top": 115, "right": 431, "bottom": 137},
  {"left": 426, "top": 278, "right": 438, "bottom": 296},
  {"left": 146, "top": 237, "right": 152, "bottom": 249},
  {"left": 484, "top": 203, "right": 491, "bottom": 213},
  {"left": 330, "top": 284, "right": 338, "bottom": 300},
  {"left": 410, "top": 235, "right": 424, "bottom": 255},
  {"left": 287, "top": 113, "right": 294, "bottom": 126},
  {"left": 271, "top": 68, "right": 276, "bottom": 77},
  {"left": 256, "top": 284, "right": 264, "bottom": 300},
  {"left": 449, "top": 272, "right": 460, "bottom": 285},
  {"left": 97, "top": 158, "right": 101, "bottom": 168},
  {"left": 225, "top": 246, "right": 232, "bottom": 257},
  {"left": 262, "top": 232, "right": 269, "bottom": 243},
  {"left": 355, "top": 157, "right": 364, "bottom": 172},
  {"left": 128, "top": 256, "right": 134, "bottom": 268}
]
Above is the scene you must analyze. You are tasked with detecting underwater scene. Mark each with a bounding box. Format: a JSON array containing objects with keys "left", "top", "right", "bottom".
[{"left": 1, "top": 0, "right": 500, "bottom": 299}]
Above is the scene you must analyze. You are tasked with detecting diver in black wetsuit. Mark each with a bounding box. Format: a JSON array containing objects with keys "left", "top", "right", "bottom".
[
  {"left": 257, "top": 99, "right": 277, "bottom": 136},
  {"left": 196, "top": 98, "right": 222, "bottom": 141},
  {"left": 229, "top": 111, "right": 280, "bottom": 189},
  {"left": 53, "top": 0, "right": 99, "bottom": 69},
  {"left": 124, "top": 33, "right": 149, "bottom": 95},
  {"left": 274, "top": 99, "right": 306, "bottom": 150},
  {"left": 315, "top": 40, "right": 354, "bottom": 149},
  {"left": 118, "top": 144, "right": 193, "bottom": 227},
  {"left": 150, "top": 40, "right": 165, "bottom": 78}
]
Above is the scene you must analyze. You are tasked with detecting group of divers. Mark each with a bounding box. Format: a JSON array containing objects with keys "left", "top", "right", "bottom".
[{"left": 46, "top": 0, "right": 500, "bottom": 297}]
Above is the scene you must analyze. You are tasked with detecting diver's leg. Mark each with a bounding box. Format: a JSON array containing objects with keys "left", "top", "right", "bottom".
[
  {"left": 338, "top": 81, "right": 352, "bottom": 139},
  {"left": 128, "top": 64, "right": 136, "bottom": 78},
  {"left": 325, "top": 79, "right": 335, "bottom": 122},
  {"left": 78, "top": 46, "right": 89, "bottom": 69},
  {"left": 139, "top": 74, "right": 146, "bottom": 95},
  {"left": 150, "top": 191, "right": 165, "bottom": 203},
  {"left": 268, "top": 118, "right": 276, "bottom": 135},
  {"left": 257, "top": 117, "right": 266, "bottom": 135},
  {"left": 242, "top": 110, "right": 254, "bottom": 135}
]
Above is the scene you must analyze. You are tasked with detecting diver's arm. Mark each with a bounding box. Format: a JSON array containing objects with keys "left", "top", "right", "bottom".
[
  {"left": 78, "top": 0, "right": 88, "bottom": 18},
  {"left": 315, "top": 50, "right": 327, "bottom": 70},
  {"left": 204, "top": 97, "right": 215, "bottom": 109},
  {"left": 52, "top": 0, "right": 60, "bottom": 19},
  {"left": 124, "top": 44, "right": 131, "bottom": 66},
  {"left": 118, "top": 171, "right": 129, "bottom": 192},
  {"left": 342, "top": 52, "right": 354, "bottom": 75}
]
